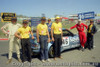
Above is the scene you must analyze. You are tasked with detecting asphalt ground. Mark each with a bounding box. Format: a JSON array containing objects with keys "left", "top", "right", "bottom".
[{"left": 0, "top": 25, "right": 100, "bottom": 67}]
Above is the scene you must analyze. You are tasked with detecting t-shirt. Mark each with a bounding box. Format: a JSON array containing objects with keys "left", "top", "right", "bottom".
[
  {"left": 37, "top": 23, "right": 48, "bottom": 35},
  {"left": 51, "top": 22, "right": 62, "bottom": 34},
  {"left": 17, "top": 26, "right": 31, "bottom": 38}
]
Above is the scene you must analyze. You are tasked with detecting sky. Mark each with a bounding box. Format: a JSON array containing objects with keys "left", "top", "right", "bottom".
[{"left": 0, "top": 0, "right": 100, "bottom": 18}]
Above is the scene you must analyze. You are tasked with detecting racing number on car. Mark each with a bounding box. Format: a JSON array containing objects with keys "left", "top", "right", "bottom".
[{"left": 62, "top": 37, "right": 69, "bottom": 46}]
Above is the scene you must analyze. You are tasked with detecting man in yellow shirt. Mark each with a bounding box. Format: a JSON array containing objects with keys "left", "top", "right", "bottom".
[
  {"left": 15, "top": 20, "right": 34, "bottom": 63},
  {"left": 51, "top": 17, "right": 63, "bottom": 60},
  {"left": 87, "top": 20, "right": 97, "bottom": 50},
  {"left": 37, "top": 17, "right": 51, "bottom": 62}
]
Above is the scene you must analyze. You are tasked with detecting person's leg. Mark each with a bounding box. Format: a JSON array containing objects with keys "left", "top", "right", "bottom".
[
  {"left": 87, "top": 33, "right": 91, "bottom": 49},
  {"left": 7, "top": 38, "right": 14, "bottom": 64},
  {"left": 57, "top": 35, "right": 62, "bottom": 58},
  {"left": 40, "top": 36, "right": 45, "bottom": 60},
  {"left": 79, "top": 33, "right": 83, "bottom": 48},
  {"left": 26, "top": 39, "right": 32, "bottom": 62},
  {"left": 54, "top": 35, "right": 58, "bottom": 58},
  {"left": 8, "top": 38, "right": 14, "bottom": 59},
  {"left": 90, "top": 34, "right": 94, "bottom": 49},
  {"left": 14, "top": 39, "right": 20, "bottom": 59},
  {"left": 87, "top": 33, "right": 90, "bottom": 49},
  {"left": 82, "top": 32, "right": 87, "bottom": 48},
  {"left": 44, "top": 36, "right": 49, "bottom": 60},
  {"left": 21, "top": 39, "right": 26, "bottom": 62}
]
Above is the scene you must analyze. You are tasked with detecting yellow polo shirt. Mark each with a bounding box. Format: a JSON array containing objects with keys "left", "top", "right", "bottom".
[
  {"left": 17, "top": 26, "right": 31, "bottom": 38},
  {"left": 88, "top": 24, "right": 93, "bottom": 33},
  {"left": 37, "top": 23, "right": 48, "bottom": 35},
  {"left": 51, "top": 22, "right": 62, "bottom": 34}
]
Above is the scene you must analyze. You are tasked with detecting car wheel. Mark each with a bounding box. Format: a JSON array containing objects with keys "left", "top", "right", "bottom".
[{"left": 49, "top": 46, "right": 54, "bottom": 58}]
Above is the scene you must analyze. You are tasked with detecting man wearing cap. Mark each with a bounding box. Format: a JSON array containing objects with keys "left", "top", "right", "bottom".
[
  {"left": 36, "top": 17, "right": 51, "bottom": 62},
  {"left": 1, "top": 17, "right": 22, "bottom": 64},
  {"left": 51, "top": 16, "right": 63, "bottom": 60},
  {"left": 15, "top": 20, "right": 34, "bottom": 63},
  {"left": 87, "top": 20, "right": 97, "bottom": 50},
  {"left": 46, "top": 18, "right": 52, "bottom": 34},
  {"left": 69, "top": 20, "right": 88, "bottom": 51}
]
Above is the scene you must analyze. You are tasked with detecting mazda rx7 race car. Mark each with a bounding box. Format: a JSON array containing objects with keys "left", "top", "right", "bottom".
[{"left": 30, "top": 28, "right": 80, "bottom": 57}]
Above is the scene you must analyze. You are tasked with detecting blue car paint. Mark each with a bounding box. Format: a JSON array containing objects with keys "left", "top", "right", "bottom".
[{"left": 30, "top": 28, "right": 80, "bottom": 54}]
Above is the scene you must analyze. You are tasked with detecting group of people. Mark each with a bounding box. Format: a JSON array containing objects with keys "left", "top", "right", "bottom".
[
  {"left": 70, "top": 19, "right": 97, "bottom": 51},
  {"left": 1, "top": 16, "right": 97, "bottom": 64}
]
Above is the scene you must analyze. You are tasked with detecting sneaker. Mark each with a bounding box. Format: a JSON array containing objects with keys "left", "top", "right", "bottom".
[
  {"left": 18, "top": 58, "right": 22, "bottom": 63},
  {"left": 6, "top": 59, "right": 12, "bottom": 64},
  {"left": 41, "top": 60, "right": 45, "bottom": 63},
  {"left": 46, "top": 59, "right": 51, "bottom": 62}
]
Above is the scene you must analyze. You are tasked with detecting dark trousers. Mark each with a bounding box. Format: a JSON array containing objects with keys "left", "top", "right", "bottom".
[
  {"left": 53, "top": 34, "right": 62, "bottom": 57},
  {"left": 39, "top": 35, "right": 48, "bottom": 60},
  {"left": 87, "top": 33, "right": 94, "bottom": 49},
  {"left": 21, "top": 39, "right": 31, "bottom": 62}
]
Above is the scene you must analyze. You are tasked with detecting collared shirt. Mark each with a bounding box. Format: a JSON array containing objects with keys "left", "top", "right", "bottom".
[
  {"left": 51, "top": 22, "right": 62, "bottom": 34},
  {"left": 2, "top": 23, "right": 22, "bottom": 36},
  {"left": 46, "top": 22, "right": 52, "bottom": 32},
  {"left": 17, "top": 26, "right": 31, "bottom": 38},
  {"left": 37, "top": 23, "right": 48, "bottom": 35},
  {"left": 88, "top": 24, "right": 93, "bottom": 33}
]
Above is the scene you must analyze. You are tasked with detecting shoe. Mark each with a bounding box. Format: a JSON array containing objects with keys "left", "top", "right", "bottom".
[
  {"left": 23, "top": 61, "right": 28, "bottom": 63},
  {"left": 54, "top": 58, "right": 56, "bottom": 60},
  {"left": 46, "top": 59, "right": 51, "bottom": 62},
  {"left": 59, "top": 56, "right": 63, "bottom": 59},
  {"left": 6, "top": 59, "right": 12, "bottom": 64},
  {"left": 82, "top": 47, "right": 85, "bottom": 51},
  {"left": 18, "top": 58, "right": 22, "bottom": 63},
  {"left": 41, "top": 60, "right": 45, "bottom": 63}
]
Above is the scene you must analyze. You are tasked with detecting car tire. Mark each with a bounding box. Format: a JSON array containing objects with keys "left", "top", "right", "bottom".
[{"left": 49, "top": 46, "right": 54, "bottom": 58}]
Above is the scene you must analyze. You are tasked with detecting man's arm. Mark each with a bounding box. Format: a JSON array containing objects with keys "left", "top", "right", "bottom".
[
  {"left": 70, "top": 24, "right": 77, "bottom": 30},
  {"left": 15, "top": 31, "right": 21, "bottom": 39},
  {"left": 30, "top": 31, "right": 34, "bottom": 39},
  {"left": 1, "top": 24, "right": 9, "bottom": 34},
  {"left": 83, "top": 23, "right": 88, "bottom": 29},
  {"left": 47, "top": 28, "right": 50, "bottom": 42},
  {"left": 36, "top": 28, "right": 39, "bottom": 43},
  {"left": 51, "top": 28, "right": 54, "bottom": 41}
]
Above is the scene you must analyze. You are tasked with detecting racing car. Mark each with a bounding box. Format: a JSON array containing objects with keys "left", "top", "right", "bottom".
[{"left": 30, "top": 28, "right": 80, "bottom": 57}]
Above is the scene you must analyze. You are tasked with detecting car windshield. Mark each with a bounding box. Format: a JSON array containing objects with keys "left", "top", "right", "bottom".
[{"left": 63, "top": 30, "right": 72, "bottom": 36}]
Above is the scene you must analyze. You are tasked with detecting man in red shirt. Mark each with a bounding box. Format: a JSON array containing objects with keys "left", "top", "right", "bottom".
[{"left": 69, "top": 20, "right": 88, "bottom": 51}]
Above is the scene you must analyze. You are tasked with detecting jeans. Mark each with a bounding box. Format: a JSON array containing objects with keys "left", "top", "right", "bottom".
[{"left": 39, "top": 35, "right": 48, "bottom": 60}]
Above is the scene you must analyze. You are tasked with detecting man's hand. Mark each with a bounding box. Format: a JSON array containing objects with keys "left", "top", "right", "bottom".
[
  {"left": 52, "top": 37, "right": 54, "bottom": 41},
  {"left": 37, "top": 38, "right": 39, "bottom": 43},
  {"left": 91, "top": 33, "right": 94, "bottom": 35},
  {"left": 62, "top": 37, "right": 63, "bottom": 40},
  {"left": 67, "top": 28, "right": 71, "bottom": 30},
  {"left": 32, "top": 36, "right": 34, "bottom": 39},
  {"left": 18, "top": 36, "right": 22, "bottom": 39},
  {"left": 48, "top": 38, "right": 50, "bottom": 43},
  {"left": 84, "top": 30, "right": 87, "bottom": 32}
]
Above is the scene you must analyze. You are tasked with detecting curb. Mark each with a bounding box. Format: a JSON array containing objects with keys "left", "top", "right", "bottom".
[{"left": 0, "top": 38, "right": 8, "bottom": 40}]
